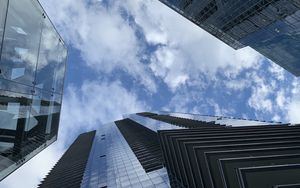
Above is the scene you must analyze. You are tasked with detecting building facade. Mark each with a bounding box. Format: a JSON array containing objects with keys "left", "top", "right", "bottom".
[
  {"left": 159, "top": 0, "right": 300, "bottom": 76},
  {"left": 0, "top": 0, "right": 67, "bottom": 180},
  {"left": 39, "top": 112, "right": 300, "bottom": 188}
]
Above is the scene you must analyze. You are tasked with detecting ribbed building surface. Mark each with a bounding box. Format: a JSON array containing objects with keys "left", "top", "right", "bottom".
[
  {"left": 38, "top": 131, "right": 96, "bottom": 188},
  {"left": 115, "top": 118, "right": 163, "bottom": 173},
  {"left": 159, "top": 125, "right": 300, "bottom": 188},
  {"left": 39, "top": 112, "right": 300, "bottom": 188}
]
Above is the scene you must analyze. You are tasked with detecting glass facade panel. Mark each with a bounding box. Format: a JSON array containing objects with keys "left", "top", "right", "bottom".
[
  {"left": 0, "top": 0, "right": 8, "bottom": 49},
  {"left": 0, "top": 89, "right": 32, "bottom": 131},
  {"left": 0, "top": 0, "right": 43, "bottom": 85},
  {"left": 36, "top": 17, "right": 67, "bottom": 94},
  {"left": 53, "top": 41, "right": 67, "bottom": 94},
  {"left": 81, "top": 123, "right": 171, "bottom": 188},
  {"left": 0, "top": 0, "right": 67, "bottom": 181},
  {"left": 0, "top": 85, "right": 62, "bottom": 180}
]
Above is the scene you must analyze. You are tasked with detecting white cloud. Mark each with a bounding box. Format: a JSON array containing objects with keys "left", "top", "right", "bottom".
[
  {"left": 268, "top": 61, "right": 286, "bottom": 81},
  {"left": 40, "top": 0, "right": 157, "bottom": 92},
  {"left": 225, "top": 79, "right": 251, "bottom": 91},
  {"left": 59, "top": 80, "right": 149, "bottom": 146},
  {"left": 287, "top": 79, "right": 300, "bottom": 124},
  {"left": 124, "top": 0, "right": 263, "bottom": 90},
  {"left": 288, "top": 97, "right": 300, "bottom": 124},
  {"left": 276, "top": 90, "right": 287, "bottom": 109},
  {"left": 248, "top": 73, "right": 274, "bottom": 113},
  {"left": 149, "top": 46, "right": 189, "bottom": 90}
]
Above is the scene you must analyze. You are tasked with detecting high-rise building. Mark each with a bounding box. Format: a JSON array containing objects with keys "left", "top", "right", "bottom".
[
  {"left": 39, "top": 112, "right": 300, "bottom": 188},
  {"left": 159, "top": 0, "right": 300, "bottom": 76},
  {"left": 0, "top": 0, "right": 67, "bottom": 180}
]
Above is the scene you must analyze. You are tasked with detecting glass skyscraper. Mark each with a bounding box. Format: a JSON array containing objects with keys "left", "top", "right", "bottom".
[
  {"left": 39, "top": 112, "right": 300, "bottom": 188},
  {"left": 0, "top": 0, "right": 67, "bottom": 180},
  {"left": 159, "top": 0, "right": 300, "bottom": 76}
]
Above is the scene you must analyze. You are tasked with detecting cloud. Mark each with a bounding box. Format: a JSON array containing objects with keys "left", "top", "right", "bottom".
[
  {"left": 288, "top": 97, "right": 300, "bottom": 124},
  {"left": 224, "top": 79, "right": 251, "bottom": 91},
  {"left": 41, "top": 0, "right": 264, "bottom": 92},
  {"left": 59, "top": 80, "right": 149, "bottom": 146},
  {"left": 40, "top": 0, "right": 157, "bottom": 92},
  {"left": 268, "top": 61, "right": 286, "bottom": 81},
  {"left": 124, "top": 0, "right": 263, "bottom": 90},
  {"left": 248, "top": 72, "right": 274, "bottom": 113},
  {"left": 287, "top": 78, "right": 300, "bottom": 124}
]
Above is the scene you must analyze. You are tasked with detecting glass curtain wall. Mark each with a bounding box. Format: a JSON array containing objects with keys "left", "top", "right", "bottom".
[{"left": 0, "top": 0, "right": 67, "bottom": 181}]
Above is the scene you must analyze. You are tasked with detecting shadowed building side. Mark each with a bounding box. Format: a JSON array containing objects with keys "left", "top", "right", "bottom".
[{"left": 38, "top": 131, "right": 96, "bottom": 188}]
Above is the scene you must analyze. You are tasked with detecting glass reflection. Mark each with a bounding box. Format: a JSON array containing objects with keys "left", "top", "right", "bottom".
[
  {"left": 36, "top": 18, "right": 61, "bottom": 93},
  {"left": 0, "top": 87, "right": 61, "bottom": 178},
  {"left": 0, "top": 0, "right": 67, "bottom": 181},
  {"left": 81, "top": 123, "right": 171, "bottom": 188},
  {"left": 0, "top": 0, "right": 8, "bottom": 49},
  {"left": 35, "top": 16, "right": 67, "bottom": 94},
  {"left": 0, "top": 0, "right": 43, "bottom": 86},
  {"left": 53, "top": 41, "right": 67, "bottom": 94},
  {"left": 0, "top": 89, "right": 31, "bottom": 131}
]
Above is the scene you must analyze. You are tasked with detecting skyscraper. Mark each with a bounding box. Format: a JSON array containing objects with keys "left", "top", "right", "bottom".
[
  {"left": 39, "top": 112, "right": 300, "bottom": 188},
  {"left": 0, "top": 0, "right": 67, "bottom": 180},
  {"left": 159, "top": 0, "right": 300, "bottom": 76}
]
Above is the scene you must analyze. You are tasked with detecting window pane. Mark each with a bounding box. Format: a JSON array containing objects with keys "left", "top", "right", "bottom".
[
  {"left": 0, "top": 88, "right": 32, "bottom": 169},
  {"left": 26, "top": 89, "right": 61, "bottom": 137},
  {"left": 0, "top": 86, "right": 32, "bottom": 131},
  {"left": 0, "top": 0, "right": 43, "bottom": 86},
  {"left": 35, "top": 18, "right": 60, "bottom": 92},
  {"left": 46, "top": 93, "right": 62, "bottom": 137},
  {"left": 53, "top": 41, "right": 67, "bottom": 94}
]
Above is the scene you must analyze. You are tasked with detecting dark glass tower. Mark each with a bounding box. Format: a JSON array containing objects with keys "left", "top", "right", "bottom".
[
  {"left": 39, "top": 112, "right": 300, "bottom": 188},
  {"left": 159, "top": 0, "right": 300, "bottom": 76},
  {"left": 0, "top": 0, "right": 67, "bottom": 180}
]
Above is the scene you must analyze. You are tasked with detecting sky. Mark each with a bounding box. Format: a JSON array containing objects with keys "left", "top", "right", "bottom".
[{"left": 1, "top": 0, "right": 300, "bottom": 187}]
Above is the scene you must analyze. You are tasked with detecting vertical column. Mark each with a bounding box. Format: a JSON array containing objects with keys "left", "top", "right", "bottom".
[{"left": 0, "top": 0, "right": 8, "bottom": 63}]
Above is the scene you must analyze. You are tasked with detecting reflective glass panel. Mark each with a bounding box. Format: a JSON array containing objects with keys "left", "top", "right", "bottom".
[
  {"left": 0, "top": 0, "right": 43, "bottom": 85},
  {"left": 0, "top": 88, "right": 32, "bottom": 173},
  {"left": 35, "top": 15, "right": 66, "bottom": 94},
  {"left": 53, "top": 41, "right": 67, "bottom": 94},
  {"left": 0, "top": 0, "right": 8, "bottom": 49},
  {"left": 35, "top": 18, "right": 60, "bottom": 92},
  {"left": 0, "top": 0, "right": 66, "bottom": 180},
  {"left": 0, "top": 88, "right": 32, "bottom": 131},
  {"left": 26, "top": 89, "right": 61, "bottom": 135}
]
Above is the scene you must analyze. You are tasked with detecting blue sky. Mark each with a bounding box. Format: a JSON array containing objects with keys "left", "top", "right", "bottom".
[{"left": 1, "top": 0, "right": 300, "bottom": 187}]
